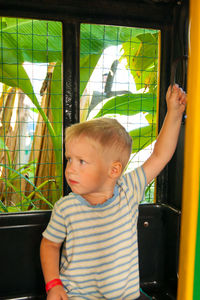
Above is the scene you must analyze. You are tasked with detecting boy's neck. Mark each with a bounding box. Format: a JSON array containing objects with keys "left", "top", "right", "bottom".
[{"left": 82, "top": 187, "right": 115, "bottom": 205}]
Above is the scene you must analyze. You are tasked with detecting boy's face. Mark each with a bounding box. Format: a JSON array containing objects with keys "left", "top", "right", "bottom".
[{"left": 65, "top": 136, "right": 113, "bottom": 203}]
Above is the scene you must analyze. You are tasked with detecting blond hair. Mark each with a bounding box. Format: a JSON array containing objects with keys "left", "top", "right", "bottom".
[{"left": 65, "top": 118, "right": 132, "bottom": 170}]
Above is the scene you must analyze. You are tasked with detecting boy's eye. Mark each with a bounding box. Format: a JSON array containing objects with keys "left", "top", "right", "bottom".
[
  {"left": 80, "top": 159, "right": 86, "bottom": 165},
  {"left": 66, "top": 157, "right": 71, "bottom": 163}
]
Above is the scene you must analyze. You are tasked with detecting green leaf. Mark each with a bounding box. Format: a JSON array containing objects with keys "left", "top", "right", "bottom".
[
  {"left": 0, "top": 17, "right": 60, "bottom": 142},
  {"left": 80, "top": 24, "right": 153, "bottom": 59},
  {"left": 129, "top": 122, "right": 156, "bottom": 153},
  {"left": 0, "top": 136, "right": 11, "bottom": 167},
  {"left": 80, "top": 54, "right": 101, "bottom": 96},
  {"left": 0, "top": 64, "right": 55, "bottom": 141},
  {"left": 0, "top": 163, "right": 53, "bottom": 209},
  {"left": 0, "top": 136, "right": 7, "bottom": 149},
  {"left": 93, "top": 93, "right": 156, "bottom": 118},
  {"left": 121, "top": 32, "right": 159, "bottom": 91},
  {"left": 6, "top": 206, "right": 21, "bottom": 213},
  {"left": 80, "top": 25, "right": 153, "bottom": 96},
  {"left": 0, "top": 200, "right": 8, "bottom": 213},
  {"left": 50, "top": 62, "right": 63, "bottom": 193},
  {"left": 0, "top": 18, "right": 62, "bottom": 63}
]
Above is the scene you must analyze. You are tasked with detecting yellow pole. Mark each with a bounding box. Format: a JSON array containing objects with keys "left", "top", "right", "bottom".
[{"left": 177, "top": 0, "right": 200, "bottom": 299}]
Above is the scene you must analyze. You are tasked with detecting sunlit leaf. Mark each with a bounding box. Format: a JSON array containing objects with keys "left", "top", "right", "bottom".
[
  {"left": 121, "top": 32, "right": 159, "bottom": 92},
  {"left": 80, "top": 54, "right": 101, "bottom": 96},
  {"left": 0, "top": 18, "right": 62, "bottom": 63},
  {"left": 129, "top": 122, "right": 156, "bottom": 153},
  {"left": 93, "top": 93, "right": 157, "bottom": 118},
  {"left": 80, "top": 25, "right": 153, "bottom": 96}
]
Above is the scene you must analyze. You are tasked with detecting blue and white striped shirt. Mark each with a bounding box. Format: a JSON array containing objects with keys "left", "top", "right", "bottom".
[{"left": 43, "top": 166, "right": 147, "bottom": 299}]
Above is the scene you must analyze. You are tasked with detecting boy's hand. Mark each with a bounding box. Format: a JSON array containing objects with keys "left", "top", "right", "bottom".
[
  {"left": 166, "top": 84, "right": 187, "bottom": 118},
  {"left": 47, "top": 285, "right": 68, "bottom": 300}
]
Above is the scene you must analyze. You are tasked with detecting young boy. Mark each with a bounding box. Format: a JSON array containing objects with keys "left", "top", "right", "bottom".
[{"left": 40, "top": 84, "right": 186, "bottom": 300}]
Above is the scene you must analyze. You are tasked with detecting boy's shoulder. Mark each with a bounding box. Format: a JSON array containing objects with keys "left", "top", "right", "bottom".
[
  {"left": 54, "top": 192, "right": 79, "bottom": 212},
  {"left": 117, "top": 166, "right": 147, "bottom": 204},
  {"left": 118, "top": 166, "right": 147, "bottom": 186}
]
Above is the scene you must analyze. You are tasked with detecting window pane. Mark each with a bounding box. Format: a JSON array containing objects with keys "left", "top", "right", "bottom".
[
  {"left": 0, "top": 17, "right": 63, "bottom": 212},
  {"left": 80, "top": 24, "right": 160, "bottom": 203}
]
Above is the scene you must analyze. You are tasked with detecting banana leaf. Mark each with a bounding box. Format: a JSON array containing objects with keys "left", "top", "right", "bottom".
[
  {"left": 0, "top": 18, "right": 62, "bottom": 142},
  {"left": 129, "top": 121, "right": 156, "bottom": 153},
  {"left": 80, "top": 24, "right": 154, "bottom": 96},
  {"left": 0, "top": 18, "right": 62, "bottom": 63},
  {"left": 120, "top": 32, "right": 159, "bottom": 92},
  {"left": 0, "top": 18, "right": 63, "bottom": 195},
  {"left": 93, "top": 93, "right": 157, "bottom": 119}
]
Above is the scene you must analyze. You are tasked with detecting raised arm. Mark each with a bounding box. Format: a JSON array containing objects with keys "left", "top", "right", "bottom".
[{"left": 143, "top": 84, "right": 186, "bottom": 185}]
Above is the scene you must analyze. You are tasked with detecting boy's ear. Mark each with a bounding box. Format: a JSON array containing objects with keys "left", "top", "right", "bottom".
[{"left": 109, "top": 161, "right": 122, "bottom": 178}]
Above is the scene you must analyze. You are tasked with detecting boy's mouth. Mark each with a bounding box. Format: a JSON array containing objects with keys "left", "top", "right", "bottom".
[{"left": 68, "top": 178, "right": 79, "bottom": 185}]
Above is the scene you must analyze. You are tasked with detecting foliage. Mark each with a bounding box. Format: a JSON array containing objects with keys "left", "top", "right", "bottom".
[
  {"left": 0, "top": 18, "right": 63, "bottom": 187},
  {"left": 92, "top": 93, "right": 157, "bottom": 151},
  {"left": 80, "top": 26, "right": 159, "bottom": 156},
  {"left": 0, "top": 19, "right": 159, "bottom": 210},
  {"left": 120, "top": 32, "right": 159, "bottom": 93},
  {"left": 0, "top": 18, "right": 63, "bottom": 211},
  {"left": 80, "top": 25, "right": 159, "bottom": 203},
  {"left": 0, "top": 137, "right": 55, "bottom": 212},
  {"left": 80, "top": 24, "right": 157, "bottom": 95}
]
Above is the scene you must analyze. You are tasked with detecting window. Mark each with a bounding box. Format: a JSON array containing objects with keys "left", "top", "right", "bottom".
[
  {"left": 0, "top": 17, "right": 63, "bottom": 212},
  {"left": 0, "top": 20, "right": 160, "bottom": 213},
  {"left": 80, "top": 24, "right": 160, "bottom": 203}
]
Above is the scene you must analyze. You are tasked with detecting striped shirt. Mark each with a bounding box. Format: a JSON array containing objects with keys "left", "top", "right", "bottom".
[{"left": 43, "top": 166, "right": 147, "bottom": 299}]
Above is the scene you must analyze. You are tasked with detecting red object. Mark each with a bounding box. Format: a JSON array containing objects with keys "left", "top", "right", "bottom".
[{"left": 45, "top": 278, "right": 63, "bottom": 293}]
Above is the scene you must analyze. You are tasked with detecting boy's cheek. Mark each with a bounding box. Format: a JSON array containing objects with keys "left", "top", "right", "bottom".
[{"left": 65, "top": 168, "right": 69, "bottom": 180}]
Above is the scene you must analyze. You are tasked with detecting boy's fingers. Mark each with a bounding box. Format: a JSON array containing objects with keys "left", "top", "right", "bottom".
[
  {"left": 167, "top": 84, "right": 178, "bottom": 97},
  {"left": 172, "top": 83, "right": 179, "bottom": 90},
  {"left": 179, "top": 90, "right": 186, "bottom": 100},
  {"left": 178, "top": 88, "right": 184, "bottom": 97},
  {"left": 171, "top": 84, "right": 179, "bottom": 96},
  {"left": 180, "top": 95, "right": 187, "bottom": 105}
]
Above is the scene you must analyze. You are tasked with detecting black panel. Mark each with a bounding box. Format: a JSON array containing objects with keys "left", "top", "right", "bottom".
[
  {"left": 138, "top": 204, "right": 181, "bottom": 300},
  {"left": 138, "top": 205, "right": 165, "bottom": 284},
  {"left": 0, "top": 0, "right": 176, "bottom": 28},
  {"left": 167, "top": 125, "right": 185, "bottom": 210},
  {"left": 0, "top": 212, "right": 51, "bottom": 299},
  {"left": 62, "top": 22, "right": 80, "bottom": 195}
]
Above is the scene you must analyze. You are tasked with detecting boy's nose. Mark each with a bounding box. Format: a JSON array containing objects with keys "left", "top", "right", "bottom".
[{"left": 66, "top": 161, "right": 76, "bottom": 174}]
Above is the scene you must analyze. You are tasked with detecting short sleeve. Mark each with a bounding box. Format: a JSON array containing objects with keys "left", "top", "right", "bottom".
[
  {"left": 42, "top": 201, "right": 67, "bottom": 243},
  {"left": 119, "top": 166, "right": 147, "bottom": 204},
  {"left": 132, "top": 166, "right": 147, "bottom": 203}
]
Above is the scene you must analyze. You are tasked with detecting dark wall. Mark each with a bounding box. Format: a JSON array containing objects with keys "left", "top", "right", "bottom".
[{"left": 0, "top": 0, "right": 177, "bottom": 25}]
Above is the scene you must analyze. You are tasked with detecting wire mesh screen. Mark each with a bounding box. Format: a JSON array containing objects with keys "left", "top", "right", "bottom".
[
  {"left": 0, "top": 17, "right": 63, "bottom": 213},
  {"left": 80, "top": 24, "right": 160, "bottom": 203}
]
